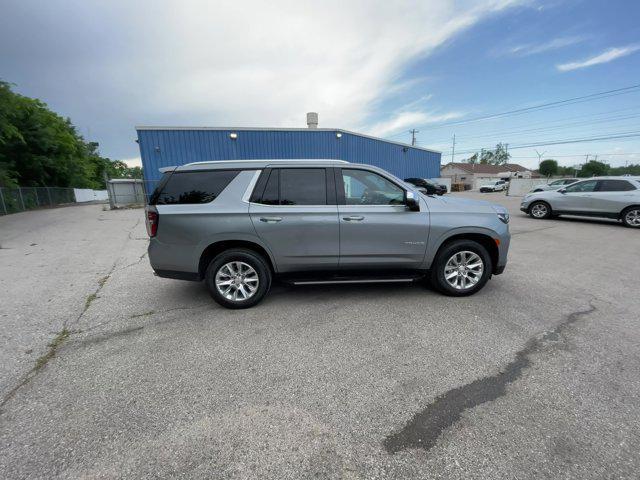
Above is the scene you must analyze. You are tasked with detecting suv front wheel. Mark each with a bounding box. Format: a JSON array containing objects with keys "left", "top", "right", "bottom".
[
  {"left": 430, "top": 239, "right": 492, "bottom": 296},
  {"left": 205, "top": 249, "right": 272, "bottom": 309}
]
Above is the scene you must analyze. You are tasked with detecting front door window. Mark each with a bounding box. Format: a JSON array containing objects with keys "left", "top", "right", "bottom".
[{"left": 342, "top": 169, "right": 404, "bottom": 206}]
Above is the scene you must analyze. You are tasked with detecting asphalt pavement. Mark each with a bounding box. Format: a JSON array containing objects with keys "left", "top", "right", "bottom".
[{"left": 0, "top": 194, "right": 639, "bottom": 479}]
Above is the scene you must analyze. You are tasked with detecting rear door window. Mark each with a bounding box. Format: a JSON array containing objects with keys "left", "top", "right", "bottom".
[
  {"left": 253, "top": 168, "right": 328, "bottom": 205},
  {"left": 280, "top": 169, "right": 327, "bottom": 205},
  {"left": 153, "top": 170, "right": 240, "bottom": 204}
]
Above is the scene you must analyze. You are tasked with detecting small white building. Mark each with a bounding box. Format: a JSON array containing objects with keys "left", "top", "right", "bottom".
[{"left": 440, "top": 162, "right": 533, "bottom": 189}]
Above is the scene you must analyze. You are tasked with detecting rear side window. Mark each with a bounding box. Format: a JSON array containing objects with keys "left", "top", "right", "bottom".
[
  {"left": 153, "top": 170, "right": 240, "bottom": 205},
  {"left": 281, "top": 169, "right": 326, "bottom": 205},
  {"left": 253, "top": 168, "right": 327, "bottom": 205},
  {"left": 597, "top": 180, "right": 636, "bottom": 192}
]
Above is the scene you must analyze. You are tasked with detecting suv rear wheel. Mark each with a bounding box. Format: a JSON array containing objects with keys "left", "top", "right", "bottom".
[
  {"left": 205, "top": 249, "right": 272, "bottom": 309},
  {"left": 430, "top": 239, "right": 492, "bottom": 296}
]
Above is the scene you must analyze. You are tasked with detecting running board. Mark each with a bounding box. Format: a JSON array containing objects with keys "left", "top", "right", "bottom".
[{"left": 290, "top": 277, "right": 420, "bottom": 286}]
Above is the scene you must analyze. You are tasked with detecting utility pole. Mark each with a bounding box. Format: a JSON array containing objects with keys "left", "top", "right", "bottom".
[
  {"left": 451, "top": 134, "right": 456, "bottom": 163},
  {"left": 410, "top": 129, "right": 419, "bottom": 146},
  {"left": 535, "top": 150, "right": 546, "bottom": 170}
]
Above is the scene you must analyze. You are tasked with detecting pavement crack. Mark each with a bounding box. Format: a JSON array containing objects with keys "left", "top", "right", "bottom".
[
  {"left": 0, "top": 215, "right": 141, "bottom": 414},
  {"left": 383, "top": 301, "right": 597, "bottom": 455},
  {"left": 511, "top": 225, "right": 558, "bottom": 236},
  {"left": 114, "top": 252, "right": 147, "bottom": 272},
  {"left": 0, "top": 329, "right": 71, "bottom": 411}
]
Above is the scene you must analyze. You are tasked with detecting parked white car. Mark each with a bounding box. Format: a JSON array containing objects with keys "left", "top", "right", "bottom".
[
  {"left": 529, "top": 178, "right": 579, "bottom": 193},
  {"left": 480, "top": 180, "right": 507, "bottom": 193}
]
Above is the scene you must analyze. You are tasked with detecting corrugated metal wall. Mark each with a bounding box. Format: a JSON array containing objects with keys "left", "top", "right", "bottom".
[{"left": 136, "top": 128, "right": 441, "bottom": 192}]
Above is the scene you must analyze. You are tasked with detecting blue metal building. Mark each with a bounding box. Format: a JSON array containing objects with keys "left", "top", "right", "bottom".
[{"left": 136, "top": 127, "right": 441, "bottom": 192}]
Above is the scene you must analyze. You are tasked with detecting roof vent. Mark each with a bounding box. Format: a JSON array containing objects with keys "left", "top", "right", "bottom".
[{"left": 306, "top": 112, "right": 318, "bottom": 129}]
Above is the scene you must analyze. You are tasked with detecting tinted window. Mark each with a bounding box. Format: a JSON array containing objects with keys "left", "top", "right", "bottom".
[
  {"left": 280, "top": 169, "right": 327, "bottom": 205},
  {"left": 154, "top": 170, "right": 240, "bottom": 205},
  {"left": 342, "top": 169, "right": 404, "bottom": 205},
  {"left": 597, "top": 180, "right": 636, "bottom": 192},
  {"left": 260, "top": 170, "right": 279, "bottom": 205},
  {"left": 564, "top": 180, "right": 597, "bottom": 193}
]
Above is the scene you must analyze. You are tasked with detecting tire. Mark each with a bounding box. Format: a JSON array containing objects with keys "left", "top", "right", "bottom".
[
  {"left": 205, "top": 249, "right": 272, "bottom": 309},
  {"left": 528, "top": 201, "right": 552, "bottom": 219},
  {"left": 533, "top": 189, "right": 543, "bottom": 192},
  {"left": 430, "top": 239, "right": 493, "bottom": 296},
  {"left": 621, "top": 206, "right": 640, "bottom": 228}
]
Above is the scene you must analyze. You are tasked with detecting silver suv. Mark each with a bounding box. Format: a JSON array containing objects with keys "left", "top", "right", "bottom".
[
  {"left": 146, "top": 160, "right": 510, "bottom": 308},
  {"left": 520, "top": 176, "right": 640, "bottom": 227}
]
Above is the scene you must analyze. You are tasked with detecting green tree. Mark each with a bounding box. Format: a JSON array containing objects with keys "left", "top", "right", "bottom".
[
  {"left": 539, "top": 159, "right": 558, "bottom": 177},
  {"left": 609, "top": 163, "right": 640, "bottom": 176},
  {"left": 578, "top": 160, "right": 609, "bottom": 178},
  {"left": 466, "top": 153, "right": 478, "bottom": 164},
  {"left": 473, "top": 143, "right": 510, "bottom": 165},
  {"left": 491, "top": 143, "right": 510, "bottom": 165},
  {"left": 0, "top": 80, "right": 134, "bottom": 189}
]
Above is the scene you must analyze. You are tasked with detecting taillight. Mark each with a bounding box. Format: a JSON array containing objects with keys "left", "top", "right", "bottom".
[{"left": 146, "top": 210, "right": 159, "bottom": 237}]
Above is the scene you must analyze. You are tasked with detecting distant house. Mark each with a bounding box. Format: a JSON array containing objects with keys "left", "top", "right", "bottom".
[{"left": 440, "top": 162, "right": 532, "bottom": 189}]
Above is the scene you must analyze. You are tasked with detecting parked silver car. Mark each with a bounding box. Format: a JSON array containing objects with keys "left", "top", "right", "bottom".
[
  {"left": 146, "top": 160, "right": 511, "bottom": 308},
  {"left": 529, "top": 178, "right": 579, "bottom": 192},
  {"left": 520, "top": 176, "right": 640, "bottom": 228}
]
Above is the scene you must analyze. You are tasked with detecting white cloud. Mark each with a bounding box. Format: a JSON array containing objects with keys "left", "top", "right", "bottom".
[
  {"left": 145, "top": 0, "right": 524, "bottom": 129},
  {"left": 367, "top": 110, "right": 463, "bottom": 137},
  {"left": 557, "top": 45, "right": 640, "bottom": 72},
  {"left": 1, "top": 0, "right": 526, "bottom": 158},
  {"left": 506, "top": 36, "right": 585, "bottom": 56},
  {"left": 122, "top": 157, "right": 142, "bottom": 168}
]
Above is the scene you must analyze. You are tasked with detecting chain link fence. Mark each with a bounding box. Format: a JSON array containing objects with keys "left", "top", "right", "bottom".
[{"left": 0, "top": 187, "right": 77, "bottom": 215}]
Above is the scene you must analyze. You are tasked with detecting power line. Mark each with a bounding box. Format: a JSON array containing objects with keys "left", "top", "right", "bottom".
[
  {"left": 417, "top": 84, "right": 640, "bottom": 131},
  {"left": 508, "top": 152, "right": 640, "bottom": 159},
  {"left": 454, "top": 130, "right": 640, "bottom": 155},
  {"left": 426, "top": 110, "right": 640, "bottom": 145}
]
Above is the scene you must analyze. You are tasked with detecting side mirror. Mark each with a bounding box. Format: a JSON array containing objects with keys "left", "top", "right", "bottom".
[
  {"left": 558, "top": 188, "right": 567, "bottom": 194},
  {"left": 405, "top": 191, "right": 420, "bottom": 211}
]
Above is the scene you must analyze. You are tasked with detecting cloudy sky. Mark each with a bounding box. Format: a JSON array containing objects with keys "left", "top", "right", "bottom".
[{"left": 1, "top": 0, "right": 639, "bottom": 169}]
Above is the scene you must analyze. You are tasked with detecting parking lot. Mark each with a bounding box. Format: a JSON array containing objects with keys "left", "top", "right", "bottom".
[{"left": 1, "top": 192, "right": 639, "bottom": 479}]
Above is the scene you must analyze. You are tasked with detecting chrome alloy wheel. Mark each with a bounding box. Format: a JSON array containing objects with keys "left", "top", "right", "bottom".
[
  {"left": 530, "top": 203, "right": 548, "bottom": 218},
  {"left": 444, "top": 251, "right": 484, "bottom": 290},
  {"left": 625, "top": 208, "right": 640, "bottom": 227},
  {"left": 215, "top": 261, "right": 259, "bottom": 301}
]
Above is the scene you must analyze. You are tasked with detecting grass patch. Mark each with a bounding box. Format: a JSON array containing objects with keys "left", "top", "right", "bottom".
[
  {"left": 33, "top": 329, "right": 70, "bottom": 372},
  {"left": 85, "top": 292, "right": 98, "bottom": 310}
]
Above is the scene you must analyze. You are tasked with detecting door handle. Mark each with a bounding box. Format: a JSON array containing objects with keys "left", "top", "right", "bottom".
[
  {"left": 259, "top": 216, "right": 282, "bottom": 223},
  {"left": 343, "top": 215, "right": 365, "bottom": 221}
]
